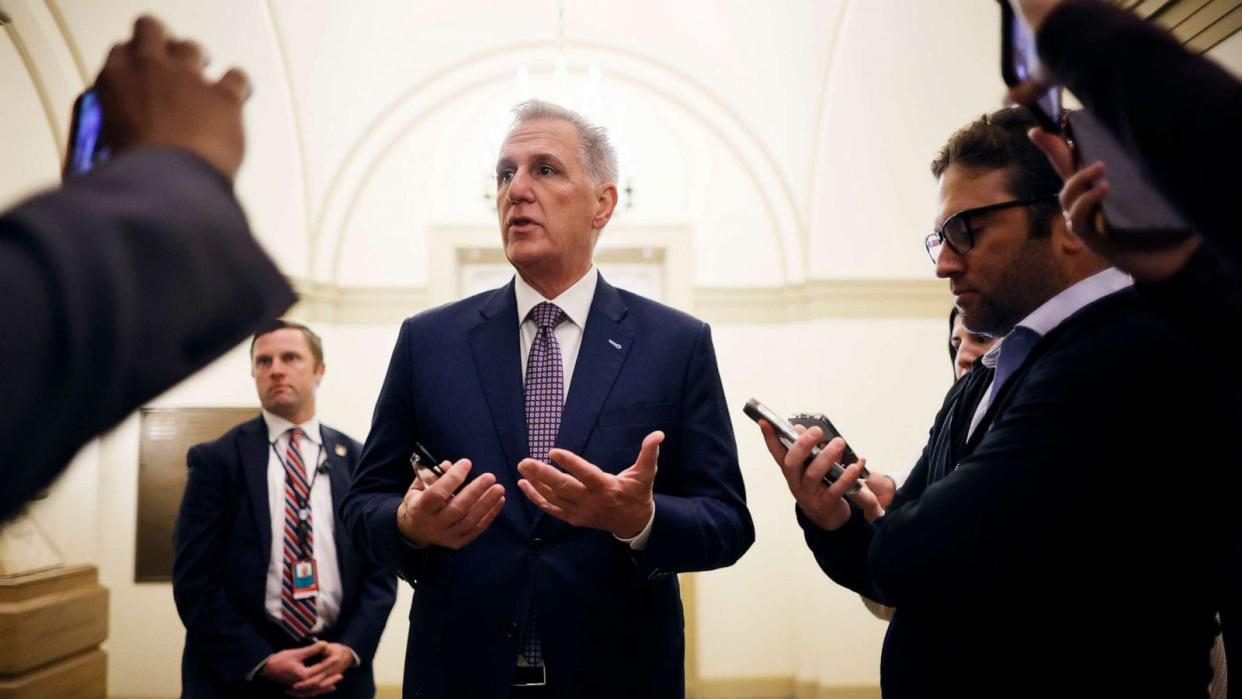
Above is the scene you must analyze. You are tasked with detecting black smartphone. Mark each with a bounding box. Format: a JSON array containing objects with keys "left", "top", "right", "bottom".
[
  {"left": 409, "top": 442, "right": 445, "bottom": 478},
  {"left": 743, "top": 398, "right": 864, "bottom": 493},
  {"left": 999, "top": 0, "right": 1062, "bottom": 132},
  {"left": 63, "top": 88, "right": 111, "bottom": 179},
  {"left": 1063, "top": 110, "right": 1192, "bottom": 243},
  {"left": 789, "top": 413, "right": 860, "bottom": 468}
]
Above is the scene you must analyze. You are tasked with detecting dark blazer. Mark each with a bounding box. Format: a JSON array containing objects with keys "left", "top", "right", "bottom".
[
  {"left": 802, "top": 289, "right": 1235, "bottom": 698},
  {"left": 342, "top": 276, "right": 754, "bottom": 698},
  {"left": 173, "top": 417, "right": 397, "bottom": 699},
  {"left": 0, "top": 148, "right": 295, "bottom": 520}
]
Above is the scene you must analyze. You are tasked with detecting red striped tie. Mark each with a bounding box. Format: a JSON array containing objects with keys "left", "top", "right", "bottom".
[{"left": 280, "top": 427, "right": 316, "bottom": 639}]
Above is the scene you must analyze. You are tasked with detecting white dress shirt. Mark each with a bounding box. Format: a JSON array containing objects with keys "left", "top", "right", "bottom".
[
  {"left": 513, "top": 266, "right": 655, "bottom": 549},
  {"left": 967, "top": 267, "right": 1133, "bottom": 439},
  {"left": 262, "top": 410, "right": 344, "bottom": 633}
]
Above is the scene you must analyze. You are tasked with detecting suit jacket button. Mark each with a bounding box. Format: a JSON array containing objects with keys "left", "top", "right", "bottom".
[
  {"left": 506, "top": 622, "right": 518, "bottom": 639},
  {"left": 530, "top": 537, "right": 545, "bottom": 554}
]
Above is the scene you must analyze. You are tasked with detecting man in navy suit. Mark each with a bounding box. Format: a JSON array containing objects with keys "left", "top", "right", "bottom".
[
  {"left": 342, "top": 100, "right": 754, "bottom": 698},
  {"left": 174, "top": 321, "right": 396, "bottom": 698}
]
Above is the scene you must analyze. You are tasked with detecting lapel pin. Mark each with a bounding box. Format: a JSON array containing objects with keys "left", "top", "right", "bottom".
[
  {"left": 608, "top": 339, "right": 623, "bottom": 350},
  {"left": 335, "top": 443, "right": 347, "bottom": 457}
]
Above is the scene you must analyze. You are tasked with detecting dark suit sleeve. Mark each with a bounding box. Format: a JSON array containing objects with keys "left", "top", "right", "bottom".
[
  {"left": 864, "top": 319, "right": 1219, "bottom": 608},
  {"left": 637, "top": 322, "right": 755, "bottom": 575},
  {"left": 0, "top": 147, "right": 295, "bottom": 519},
  {"left": 172, "top": 443, "right": 274, "bottom": 683},
  {"left": 1037, "top": 0, "right": 1242, "bottom": 266},
  {"left": 797, "top": 403, "right": 942, "bottom": 605},
  {"left": 341, "top": 318, "right": 429, "bottom": 582},
  {"left": 337, "top": 440, "right": 398, "bottom": 663}
]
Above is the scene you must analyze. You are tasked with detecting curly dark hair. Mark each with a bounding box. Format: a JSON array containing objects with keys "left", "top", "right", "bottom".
[{"left": 930, "top": 106, "right": 1062, "bottom": 237}]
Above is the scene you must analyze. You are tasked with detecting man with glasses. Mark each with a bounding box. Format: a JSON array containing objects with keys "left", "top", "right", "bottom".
[{"left": 757, "top": 107, "right": 1233, "bottom": 697}]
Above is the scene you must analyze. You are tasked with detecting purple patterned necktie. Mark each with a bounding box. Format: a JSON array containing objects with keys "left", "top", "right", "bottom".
[
  {"left": 521, "top": 301, "right": 565, "bottom": 667},
  {"left": 525, "top": 302, "right": 566, "bottom": 461}
]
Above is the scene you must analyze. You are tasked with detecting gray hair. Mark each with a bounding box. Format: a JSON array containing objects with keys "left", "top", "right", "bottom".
[{"left": 509, "top": 100, "right": 618, "bottom": 186}]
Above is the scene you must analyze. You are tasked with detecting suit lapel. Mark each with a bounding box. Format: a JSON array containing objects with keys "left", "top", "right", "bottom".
[
  {"left": 468, "top": 282, "right": 534, "bottom": 525},
  {"left": 240, "top": 416, "right": 273, "bottom": 564},
  {"left": 555, "top": 277, "right": 633, "bottom": 460},
  {"left": 320, "top": 427, "right": 355, "bottom": 595}
]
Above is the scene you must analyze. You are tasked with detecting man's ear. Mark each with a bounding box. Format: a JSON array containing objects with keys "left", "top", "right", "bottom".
[
  {"left": 592, "top": 182, "right": 619, "bottom": 231},
  {"left": 1051, "top": 208, "right": 1087, "bottom": 255}
]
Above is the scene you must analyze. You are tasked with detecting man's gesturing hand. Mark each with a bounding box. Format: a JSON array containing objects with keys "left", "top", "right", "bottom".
[
  {"left": 517, "top": 431, "right": 663, "bottom": 538},
  {"left": 396, "top": 459, "right": 505, "bottom": 549}
]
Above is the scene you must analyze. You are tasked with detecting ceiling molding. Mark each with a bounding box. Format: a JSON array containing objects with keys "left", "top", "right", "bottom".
[
  {"left": 43, "top": 0, "right": 87, "bottom": 83},
  {"left": 283, "top": 277, "right": 949, "bottom": 327},
  {"left": 2, "top": 15, "right": 64, "bottom": 158}
]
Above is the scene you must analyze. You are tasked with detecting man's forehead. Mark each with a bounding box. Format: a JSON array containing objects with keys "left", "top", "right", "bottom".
[
  {"left": 254, "top": 328, "right": 309, "bottom": 354},
  {"left": 935, "top": 165, "right": 1011, "bottom": 221}
]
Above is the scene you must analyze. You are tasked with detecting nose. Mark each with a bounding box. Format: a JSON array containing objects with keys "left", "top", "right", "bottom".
[
  {"left": 506, "top": 168, "right": 534, "bottom": 204},
  {"left": 934, "top": 243, "right": 964, "bottom": 279}
]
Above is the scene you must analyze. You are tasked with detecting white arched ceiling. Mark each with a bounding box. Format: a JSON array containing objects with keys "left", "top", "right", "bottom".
[
  {"left": 317, "top": 43, "right": 792, "bottom": 289},
  {"left": 270, "top": 0, "right": 847, "bottom": 287},
  {"left": 0, "top": 26, "right": 61, "bottom": 208},
  {"left": 807, "top": 0, "right": 1006, "bottom": 280}
]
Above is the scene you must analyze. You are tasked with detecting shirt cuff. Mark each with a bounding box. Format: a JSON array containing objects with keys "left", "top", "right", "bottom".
[
  {"left": 614, "top": 504, "right": 656, "bottom": 550},
  {"left": 246, "top": 654, "right": 274, "bottom": 682},
  {"left": 347, "top": 647, "right": 361, "bottom": 668}
]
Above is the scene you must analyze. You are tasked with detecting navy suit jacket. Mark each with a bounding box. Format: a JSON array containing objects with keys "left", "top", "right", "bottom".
[
  {"left": 342, "top": 276, "right": 754, "bottom": 698},
  {"left": 173, "top": 417, "right": 397, "bottom": 698}
]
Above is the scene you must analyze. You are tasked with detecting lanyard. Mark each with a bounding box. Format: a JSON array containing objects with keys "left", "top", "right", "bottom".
[{"left": 270, "top": 431, "right": 324, "bottom": 556}]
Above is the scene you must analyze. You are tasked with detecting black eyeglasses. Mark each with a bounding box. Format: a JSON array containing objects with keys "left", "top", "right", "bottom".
[{"left": 924, "top": 196, "right": 1057, "bottom": 263}]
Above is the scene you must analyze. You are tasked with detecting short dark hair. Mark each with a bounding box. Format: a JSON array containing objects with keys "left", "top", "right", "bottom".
[
  {"left": 930, "top": 106, "right": 1062, "bottom": 237},
  {"left": 250, "top": 320, "right": 323, "bottom": 366}
]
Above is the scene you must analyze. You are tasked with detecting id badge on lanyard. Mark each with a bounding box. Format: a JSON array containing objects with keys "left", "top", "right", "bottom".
[{"left": 292, "top": 558, "right": 319, "bottom": 599}]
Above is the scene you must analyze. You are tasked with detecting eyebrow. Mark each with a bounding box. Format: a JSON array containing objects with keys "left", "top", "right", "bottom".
[{"left": 495, "top": 152, "right": 568, "bottom": 172}]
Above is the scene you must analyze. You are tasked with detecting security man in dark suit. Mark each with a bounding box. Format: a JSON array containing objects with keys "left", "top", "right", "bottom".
[
  {"left": 173, "top": 321, "right": 396, "bottom": 698},
  {"left": 758, "top": 107, "right": 1235, "bottom": 698}
]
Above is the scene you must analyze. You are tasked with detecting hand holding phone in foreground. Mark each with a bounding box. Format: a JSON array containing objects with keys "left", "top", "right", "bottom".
[
  {"left": 95, "top": 15, "right": 251, "bottom": 180},
  {"left": 1026, "top": 128, "right": 1201, "bottom": 282},
  {"left": 757, "top": 421, "right": 883, "bottom": 531}
]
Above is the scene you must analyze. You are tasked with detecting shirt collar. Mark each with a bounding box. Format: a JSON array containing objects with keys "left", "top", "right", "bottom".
[
  {"left": 1013, "top": 267, "right": 1132, "bottom": 338},
  {"left": 514, "top": 264, "right": 598, "bottom": 330},
  {"left": 977, "top": 267, "right": 1130, "bottom": 370},
  {"left": 262, "top": 409, "right": 322, "bottom": 446}
]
